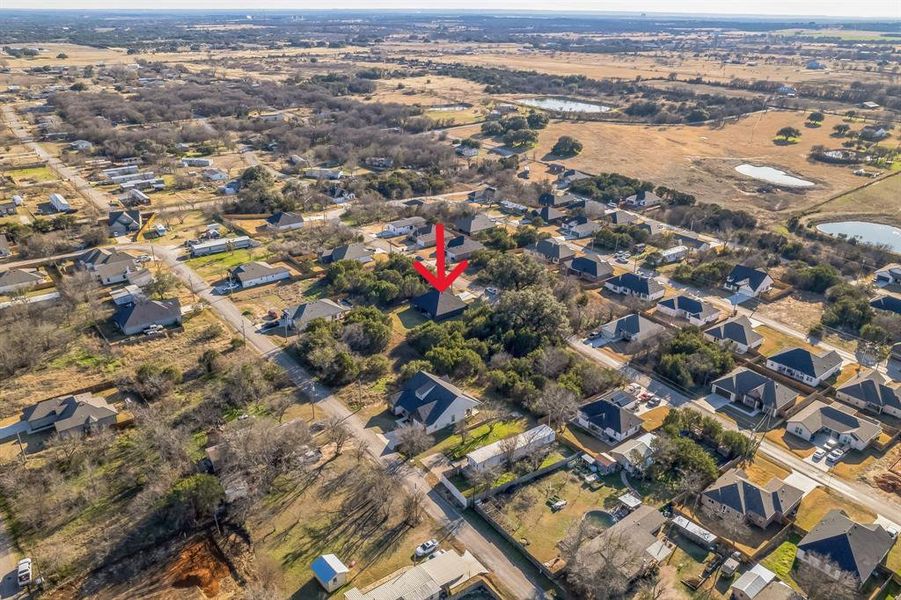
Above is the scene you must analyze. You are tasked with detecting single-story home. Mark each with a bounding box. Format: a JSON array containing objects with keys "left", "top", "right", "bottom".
[
  {"left": 874, "top": 263, "right": 901, "bottom": 287},
  {"left": 0, "top": 268, "right": 44, "bottom": 294},
  {"left": 319, "top": 242, "right": 372, "bottom": 265},
  {"left": 265, "top": 211, "right": 304, "bottom": 232},
  {"left": 870, "top": 295, "right": 901, "bottom": 315},
  {"left": 796, "top": 509, "right": 894, "bottom": 589},
  {"left": 656, "top": 295, "right": 720, "bottom": 326},
  {"left": 281, "top": 298, "right": 349, "bottom": 331},
  {"left": 604, "top": 273, "right": 664, "bottom": 301},
  {"left": 623, "top": 190, "right": 662, "bottom": 209},
  {"left": 411, "top": 223, "right": 437, "bottom": 248},
  {"left": 108, "top": 210, "right": 142, "bottom": 237},
  {"left": 467, "top": 187, "right": 496, "bottom": 204},
  {"left": 78, "top": 247, "right": 138, "bottom": 272},
  {"left": 835, "top": 371, "right": 900, "bottom": 419},
  {"left": 577, "top": 505, "right": 672, "bottom": 583},
  {"left": 655, "top": 245, "right": 689, "bottom": 265},
  {"left": 454, "top": 214, "right": 495, "bottom": 236},
  {"left": 112, "top": 298, "right": 182, "bottom": 335},
  {"left": 384, "top": 216, "right": 426, "bottom": 236},
  {"left": 730, "top": 565, "right": 798, "bottom": 600},
  {"left": 96, "top": 260, "right": 143, "bottom": 286},
  {"left": 445, "top": 235, "right": 484, "bottom": 262},
  {"left": 534, "top": 206, "right": 567, "bottom": 224},
  {"left": 701, "top": 468, "right": 803, "bottom": 529},
  {"left": 703, "top": 316, "right": 763, "bottom": 354},
  {"left": 563, "top": 219, "right": 602, "bottom": 239},
  {"left": 601, "top": 313, "right": 665, "bottom": 344},
  {"left": 574, "top": 392, "right": 643, "bottom": 443},
  {"left": 344, "top": 550, "right": 487, "bottom": 600},
  {"left": 23, "top": 392, "right": 119, "bottom": 439},
  {"left": 538, "top": 191, "right": 575, "bottom": 208},
  {"left": 229, "top": 261, "right": 291, "bottom": 289},
  {"left": 464, "top": 424, "right": 555, "bottom": 472},
  {"left": 567, "top": 255, "right": 613, "bottom": 282},
  {"left": 0, "top": 200, "right": 17, "bottom": 216},
  {"left": 526, "top": 239, "right": 575, "bottom": 264},
  {"left": 607, "top": 210, "right": 637, "bottom": 226},
  {"left": 765, "top": 347, "right": 843, "bottom": 387},
  {"left": 411, "top": 289, "right": 467, "bottom": 321},
  {"left": 188, "top": 236, "right": 252, "bottom": 257},
  {"left": 724, "top": 265, "right": 773, "bottom": 298},
  {"left": 391, "top": 370, "right": 480, "bottom": 434},
  {"left": 786, "top": 400, "right": 881, "bottom": 451},
  {"left": 202, "top": 168, "right": 228, "bottom": 182},
  {"left": 711, "top": 368, "right": 799, "bottom": 417}
]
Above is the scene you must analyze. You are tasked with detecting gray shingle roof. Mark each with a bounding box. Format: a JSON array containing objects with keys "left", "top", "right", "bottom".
[
  {"left": 798, "top": 509, "right": 894, "bottom": 583},
  {"left": 266, "top": 211, "right": 303, "bottom": 228},
  {"left": 705, "top": 316, "right": 763, "bottom": 347},
  {"left": 578, "top": 392, "right": 643, "bottom": 436},
  {"left": 836, "top": 372, "right": 900, "bottom": 412},
  {"left": 23, "top": 392, "right": 117, "bottom": 434},
  {"left": 230, "top": 261, "right": 289, "bottom": 286},
  {"left": 606, "top": 313, "right": 664, "bottom": 340},
  {"left": 320, "top": 243, "right": 371, "bottom": 263},
  {"left": 446, "top": 235, "right": 484, "bottom": 256},
  {"left": 454, "top": 214, "right": 494, "bottom": 235},
  {"left": 788, "top": 400, "right": 881, "bottom": 445},
  {"left": 607, "top": 272, "right": 664, "bottom": 296},
  {"left": 0, "top": 268, "right": 43, "bottom": 288},
  {"left": 658, "top": 295, "right": 718, "bottom": 319},
  {"left": 392, "top": 371, "right": 480, "bottom": 428},
  {"left": 712, "top": 368, "right": 799, "bottom": 412},
  {"left": 283, "top": 299, "right": 348, "bottom": 328},
  {"left": 531, "top": 239, "right": 575, "bottom": 261},
  {"left": 702, "top": 469, "right": 803, "bottom": 522},
  {"left": 768, "top": 347, "right": 842, "bottom": 379},
  {"left": 411, "top": 290, "right": 467, "bottom": 320},
  {"left": 726, "top": 265, "right": 771, "bottom": 292},
  {"left": 569, "top": 255, "right": 613, "bottom": 279},
  {"left": 112, "top": 299, "right": 181, "bottom": 332}
]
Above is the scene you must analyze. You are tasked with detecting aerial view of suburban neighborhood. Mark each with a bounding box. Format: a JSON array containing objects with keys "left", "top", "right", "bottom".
[{"left": 0, "top": 5, "right": 900, "bottom": 600}]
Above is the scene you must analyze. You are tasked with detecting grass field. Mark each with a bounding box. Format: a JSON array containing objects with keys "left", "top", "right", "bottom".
[
  {"left": 808, "top": 172, "right": 901, "bottom": 227},
  {"left": 795, "top": 487, "right": 876, "bottom": 532},
  {"left": 10, "top": 165, "right": 56, "bottom": 184},
  {"left": 425, "top": 417, "right": 531, "bottom": 461},
  {"left": 185, "top": 248, "right": 271, "bottom": 281}
]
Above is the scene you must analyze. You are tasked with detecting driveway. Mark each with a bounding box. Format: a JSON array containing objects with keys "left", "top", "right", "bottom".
[
  {"left": 0, "top": 421, "right": 28, "bottom": 443},
  {"left": 0, "top": 516, "right": 19, "bottom": 599}
]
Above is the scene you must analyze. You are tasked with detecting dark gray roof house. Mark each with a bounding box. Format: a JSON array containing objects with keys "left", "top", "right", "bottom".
[
  {"left": 445, "top": 235, "right": 484, "bottom": 262},
  {"left": 535, "top": 206, "right": 567, "bottom": 224},
  {"left": 0, "top": 268, "right": 44, "bottom": 293},
  {"left": 724, "top": 265, "right": 773, "bottom": 297},
  {"left": 766, "top": 347, "right": 843, "bottom": 386},
  {"left": 411, "top": 290, "right": 467, "bottom": 321},
  {"left": 78, "top": 247, "right": 137, "bottom": 271},
  {"left": 528, "top": 238, "right": 575, "bottom": 263},
  {"left": 265, "top": 211, "right": 304, "bottom": 231},
  {"left": 608, "top": 210, "right": 637, "bottom": 226},
  {"left": 391, "top": 371, "right": 480, "bottom": 434},
  {"left": 836, "top": 371, "right": 900, "bottom": 417},
  {"left": 605, "top": 272, "right": 664, "bottom": 299},
  {"left": 870, "top": 295, "right": 901, "bottom": 315},
  {"left": 23, "top": 392, "right": 118, "bottom": 439},
  {"left": 282, "top": 298, "right": 349, "bottom": 330},
  {"left": 601, "top": 313, "right": 665, "bottom": 343},
  {"left": 568, "top": 255, "right": 614, "bottom": 281},
  {"left": 704, "top": 316, "right": 763, "bottom": 352},
  {"left": 538, "top": 192, "right": 575, "bottom": 208},
  {"left": 229, "top": 261, "right": 290, "bottom": 288},
  {"left": 112, "top": 298, "right": 182, "bottom": 335},
  {"left": 567, "top": 220, "right": 602, "bottom": 239},
  {"left": 411, "top": 223, "right": 437, "bottom": 247},
  {"left": 108, "top": 209, "right": 142, "bottom": 236},
  {"left": 712, "top": 368, "right": 799, "bottom": 417},
  {"left": 319, "top": 243, "right": 372, "bottom": 264},
  {"left": 453, "top": 214, "right": 495, "bottom": 236},
  {"left": 576, "top": 393, "right": 643, "bottom": 439},
  {"left": 701, "top": 469, "right": 804, "bottom": 528},
  {"left": 797, "top": 510, "right": 894, "bottom": 587},
  {"left": 656, "top": 295, "right": 719, "bottom": 324}
]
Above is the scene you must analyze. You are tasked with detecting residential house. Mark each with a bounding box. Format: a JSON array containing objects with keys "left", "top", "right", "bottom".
[
  {"left": 78, "top": 248, "right": 137, "bottom": 272},
  {"left": 96, "top": 260, "right": 143, "bottom": 286},
  {"left": 604, "top": 272, "right": 665, "bottom": 301},
  {"left": 112, "top": 298, "right": 182, "bottom": 335},
  {"left": 0, "top": 200, "right": 16, "bottom": 216},
  {"left": 0, "top": 234, "right": 11, "bottom": 258},
  {"left": 835, "top": 371, "right": 901, "bottom": 418},
  {"left": 467, "top": 186, "right": 496, "bottom": 204},
  {"left": 385, "top": 216, "right": 427, "bottom": 237},
  {"left": 730, "top": 565, "right": 799, "bottom": 600},
  {"left": 411, "top": 289, "right": 467, "bottom": 321},
  {"left": 870, "top": 295, "right": 901, "bottom": 315},
  {"left": 188, "top": 236, "right": 253, "bottom": 257},
  {"left": 124, "top": 188, "right": 150, "bottom": 206},
  {"left": 453, "top": 214, "right": 495, "bottom": 236},
  {"left": 578, "top": 506, "right": 673, "bottom": 583},
  {"left": 655, "top": 245, "right": 689, "bottom": 265},
  {"left": 445, "top": 235, "right": 484, "bottom": 262},
  {"left": 319, "top": 243, "right": 372, "bottom": 265},
  {"left": 108, "top": 210, "right": 142, "bottom": 237},
  {"left": 538, "top": 192, "right": 575, "bottom": 208},
  {"left": 533, "top": 206, "right": 566, "bottom": 224},
  {"left": 202, "top": 168, "right": 228, "bottom": 182},
  {"left": 574, "top": 392, "right": 643, "bottom": 443},
  {"left": 601, "top": 313, "right": 665, "bottom": 344},
  {"left": 281, "top": 298, "right": 349, "bottom": 331},
  {"left": 304, "top": 167, "right": 343, "bottom": 181},
  {"left": 609, "top": 432, "right": 656, "bottom": 475},
  {"left": 724, "top": 265, "right": 773, "bottom": 298},
  {"left": 711, "top": 369, "right": 799, "bottom": 417},
  {"left": 608, "top": 210, "right": 637, "bottom": 226},
  {"left": 567, "top": 255, "right": 613, "bottom": 282},
  {"left": 69, "top": 139, "right": 93, "bottom": 152},
  {"left": 464, "top": 425, "right": 555, "bottom": 472},
  {"left": 704, "top": 316, "right": 763, "bottom": 354},
  {"left": 181, "top": 157, "right": 212, "bottom": 167},
  {"left": 701, "top": 469, "right": 803, "bottom": 529},
  {"left": 563, "top": 218, "right": 602, "bottom": 239},
  {"left": 656, "top": 295, "right": 720, "bottom": 325},
  {"left": 557, "top": 169, "right": 591, "bottom": 189},
  {"left": 265, "top": 211, "right": 303, "bottom": 232},
  {"left": 23, "top": 392, "right": 118, "bottom": 439},
  {"left": 229, "top": 261, "right": 291, "bottom": 289},
  {"left": 311, "top": 554, "right": 349, "bottom": 593},
  {"left": 49, "top": 193, "right": 71, "bottom": 213},
  {"left": 787, "top": 401, "right": 881, "bottom": 451},
  {"left": 624, "top": 190, "right": 663, "bottom": 210},
  {"left": 796, "top": 510, "right": 894, "bottom": 589},
  {"left": 410, "top": 223, "right": 437, "bottom": 248},
  {"left": 874, "top": 263, "right": 901, "bottom": 286},
  {"left": 0, "top": 268, "right": 44, "bottom": 294},
  {"left": 390, "top": 371, "right": 480, "bottom": 434},
  {"left": 344, "top": 550, "right": 488, "bottom": 600},
  {"left": 109, "top": 284, "right": 145, "bottom": 306},
  {"left": 765, "top": 347, "right": 843, "bottom": 387},
  {"left": 527, "top": 239, "right": 575, "bottom": 264},
  {"left": 456, "top": 145, "right": 479, "bottom": 158}
]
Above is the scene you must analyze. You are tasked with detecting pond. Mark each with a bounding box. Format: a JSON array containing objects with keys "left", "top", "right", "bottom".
[
  {"left": 817, "top": 221, "right": 901, "bottom": 252},
  {"left": 735, "top": 164, "right": 814, "bottom": 188},
  {"left": 583, "top": 510, "right": 617, "bottom": 528},
  {"left": 518, "top": 97, "right": 611, "bottom": 113}
]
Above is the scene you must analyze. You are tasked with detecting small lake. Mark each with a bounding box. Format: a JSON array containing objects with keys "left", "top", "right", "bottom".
[
  {"left": 817, "top": 221, "right": 901, "bottom": 252},
  {"left": 518, "top": 97, "right": 611, "bottom": 113},
  {"left": 735, "top": 164, "right": 814, "bottom": 188}
]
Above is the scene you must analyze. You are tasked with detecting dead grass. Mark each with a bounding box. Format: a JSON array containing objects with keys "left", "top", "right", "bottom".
[
  {"left": 641, "top": 406, "right": 670, "bottom": 432},
  {"left": 764, "top": 429, "right": 817, "bottom": 458},
  {"left": 756, "top": 325, "right": 818, "bottom": 356},
  {"left": 742, "top": 455, "right": 791, "bottom": 485},
  {"left": 795, "top": 487, "right": 876, "bottom": 532}
]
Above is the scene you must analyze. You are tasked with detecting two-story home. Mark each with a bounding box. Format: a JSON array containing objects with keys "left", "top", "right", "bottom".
[
  {"left": 391, "top": 371, "right": 480, "bottom": 434},
  {"left": 703, "top": 316, "right": 763, "bottom": 354},
  {"left": 765, "top": 347, "right": 843, "bottom": 387},
  {"left": 724, "top": 265, "right": 773, "bottom": 298},
  {"left": 711, "top": 368, "right": 800, "bottom": 418},
  {"left": 701, "top": 469, "right": 803, "bottom": 529}
]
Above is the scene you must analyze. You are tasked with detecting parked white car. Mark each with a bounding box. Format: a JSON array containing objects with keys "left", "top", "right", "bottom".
[
  {"left": 17, "top": 558, "right": 32, "bottom": 587},
  {"left": 826, "top": 448, "right": 845, "bottom": 465},
  {"left": 812, "top": 448, "right": 827, "bottom": 461},
  {"left": 414, "top": 539, "right": 439, "bottom": 558}
]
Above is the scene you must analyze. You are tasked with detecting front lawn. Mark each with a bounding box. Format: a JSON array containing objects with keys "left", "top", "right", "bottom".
[{"left": 186, "top": 248, "right": 271, "bottom": 280}]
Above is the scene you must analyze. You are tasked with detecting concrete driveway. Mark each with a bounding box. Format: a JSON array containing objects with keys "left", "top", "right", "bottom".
[{"left": 0, "top": 420, "right": 28, "bottom": 443}]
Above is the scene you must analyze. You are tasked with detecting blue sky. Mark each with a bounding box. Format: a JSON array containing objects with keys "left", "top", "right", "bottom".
[{"left": 3, "top": 2, "right": 899, "bottom": 18}]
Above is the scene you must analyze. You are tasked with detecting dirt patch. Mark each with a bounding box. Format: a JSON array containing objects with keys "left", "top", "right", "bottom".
[{"left": 168, "top": 538, "right": 232, "bottom": 597}]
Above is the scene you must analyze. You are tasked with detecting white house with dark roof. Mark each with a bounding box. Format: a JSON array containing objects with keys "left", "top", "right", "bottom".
[
  {"left": 526, "top": 238, "right": 575, "bottom": 264},
  {"left": 108, "top": 209, "right": 142, "bottom": 237},
  {"left": 281, "top": 298, "right": 349, "bottom": 331},
  {"left": 796, "top": 510, "right": 894, "bottom": 588},
  {"left": 453, "top": 213, "right": 495, "bottom": 236},
  {"left": 835, "top": 371, "right": 901, "bottom": 418},
  {"left": 724, "top": 265, "right": 773, "bottom": 298},
  {"left": 656, "top": 295, "right": 720, "bottom": 326},
  {"left": 319, "top": 242, "right": 372, "bottom": 264},
  {"left": 445, "top": 235, "right": 484, "bottom": 263},
  {"left": 391, "top": 371, "right": 480, "bottom": 434},
  {"left": 712, "top": 368, "right": 799, "bottom": 417},
  {"left": 787, "top": 400, "right": 881, "bottom": 451},
  {"left": 874, "top": 263, "right": 901, "bottom": 287},
  {"left": 265, "top": 211, "right": 303, "bottom": 232},
  {"left": 700, "top": 468, "right": 803, "bottom": 529},
  {"left": 574, "top": 391, "right": 643, "bottom": 443},
  {"left": 567, "top": 255, "right": 613, "bottom": 282},
  {"left": 704, "top": 316, "right": 763, "bottom": 354},
  {"left": 229, "top": 261, "right": 290, "bottom": 289},
  {"left": 604, "top": 272, "right": 664, "bottom": 301},
  {"left": 112, "top": 298, "right": 182, "bottom": 335},
  {"left": 384, "top": 216, "right": 426, "bottom": 236},
  {"left": 601, "top": 313, "right": 665, "bottom": 344},
  {"left": 0, "top": 268, "right": 45, "bottom": 294},
  {"left": 765, "top": 347, "right": 843, "bottom": 387}
]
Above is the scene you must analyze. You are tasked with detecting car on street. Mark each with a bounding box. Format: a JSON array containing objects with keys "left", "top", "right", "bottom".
[{"left": 414, "top": 539, "right": 439, "bottom": 558}]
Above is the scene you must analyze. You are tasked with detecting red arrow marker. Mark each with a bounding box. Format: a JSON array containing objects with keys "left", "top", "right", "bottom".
[{"left": 413, "top": 223, "right": 468, "bottom": 292}]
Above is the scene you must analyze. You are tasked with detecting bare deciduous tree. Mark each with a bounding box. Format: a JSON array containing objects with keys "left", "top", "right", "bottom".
[
  {"left": 326, "top": 416, "right": 351, "bottom": 455},
  {"left": 535, "top": 383, "right": 578, "bottom": 431},
  {"left": 394, "top": 423, "right": 433, "bottom": 458}
]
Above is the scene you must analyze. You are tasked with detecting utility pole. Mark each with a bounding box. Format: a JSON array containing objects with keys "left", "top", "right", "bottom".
[{"left": 16, "top": 431, "right": 26, "bottom": 464}]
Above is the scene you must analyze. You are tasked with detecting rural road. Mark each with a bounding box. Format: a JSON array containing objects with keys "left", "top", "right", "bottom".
[
  {"left": 133, "top": 243, "right": 551, "bottom": 599},
  {"left": 0, "top": 517, "right": 19, "bottom": 599}
]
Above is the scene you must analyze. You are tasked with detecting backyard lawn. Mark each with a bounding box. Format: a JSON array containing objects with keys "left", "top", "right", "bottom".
[
  {"left": 426, "top": 417, "right": 531, "bottom": 461},
  {"left": 186, "top": 248, "right": 272, "bottom": 280},
  {"left": 795, "top": 488, "right": 876, "bottom": 532},
  {"left": 760, "top": 534, "right": 802, "bottom": 591}
]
